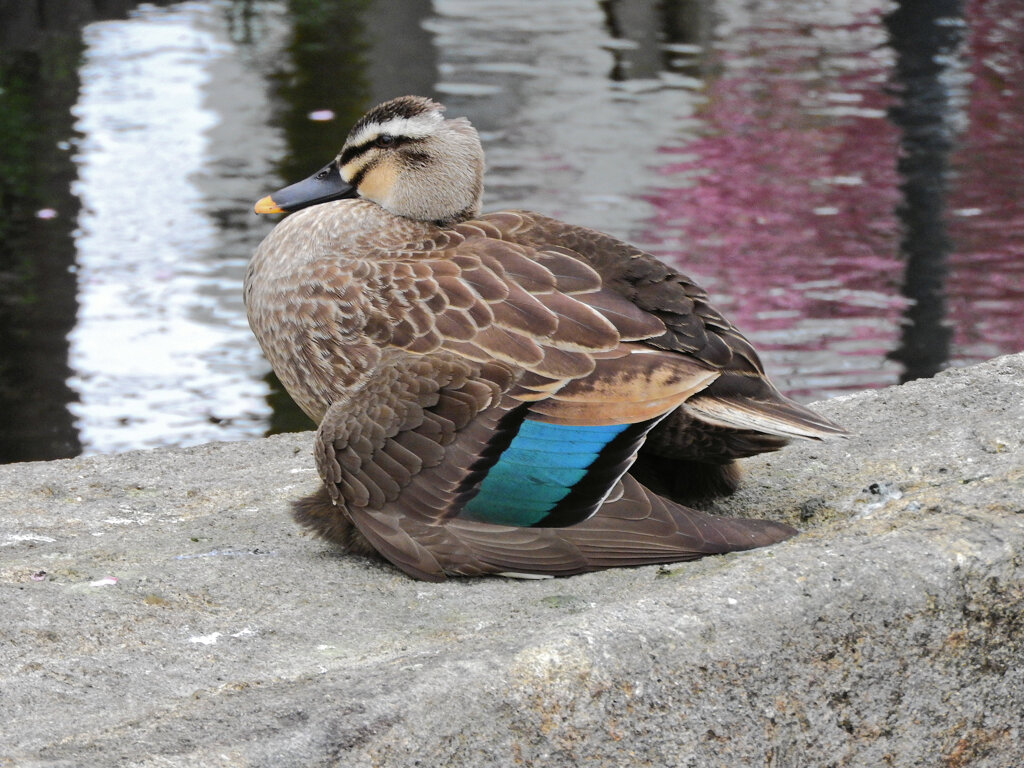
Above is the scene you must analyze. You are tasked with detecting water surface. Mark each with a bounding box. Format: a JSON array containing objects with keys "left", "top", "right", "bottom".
[{"left": 0, "top": 0, "right": 1021, "bottom": 462}]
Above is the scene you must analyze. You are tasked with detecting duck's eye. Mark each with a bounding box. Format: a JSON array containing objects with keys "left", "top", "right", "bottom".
[{"left": 375, "top": 134, "right": 397, "bottom": 148}]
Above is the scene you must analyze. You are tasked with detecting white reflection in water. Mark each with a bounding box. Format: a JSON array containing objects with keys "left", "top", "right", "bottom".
[{"left": 68, "top": 3, "right": 271, "bottom": 455}]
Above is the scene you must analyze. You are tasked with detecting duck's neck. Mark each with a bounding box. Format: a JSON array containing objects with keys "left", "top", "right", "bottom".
[{"left": 434, "top": 201, "right": 480, "bottom": 228}]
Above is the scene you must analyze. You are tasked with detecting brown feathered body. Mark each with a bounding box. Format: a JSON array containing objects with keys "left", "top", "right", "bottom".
[{"left": 245, "top": 96, "right": 845, "bottom": 581}]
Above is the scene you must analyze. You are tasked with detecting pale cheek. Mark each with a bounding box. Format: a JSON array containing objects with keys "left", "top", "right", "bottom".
[
  {"left": 340, "top": 160, "right": 361, "bottom": 182},
  {"left": 358, "top": 163, "right": 399, "bottom": 205}
]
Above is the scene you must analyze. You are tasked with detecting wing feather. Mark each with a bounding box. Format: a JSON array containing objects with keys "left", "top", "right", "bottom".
[{"left": 289, "top": 212, "right": 841, "bottom": 580}]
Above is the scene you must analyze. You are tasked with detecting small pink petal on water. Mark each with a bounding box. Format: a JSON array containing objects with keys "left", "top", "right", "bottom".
[
  {"left": 90, "top": 576, "right": 118, "bottom": 586},
  {"left": 308, "top": 109, "right": 335, "bottom": 121},
  {"left": 36, "top": 208, "right": 58, "bottom": 219}
]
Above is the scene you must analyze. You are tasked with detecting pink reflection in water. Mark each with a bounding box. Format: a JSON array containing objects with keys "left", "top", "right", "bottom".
[
  {"left": 640, "top": 2, "right": 1024, "bottom": 401},
  {"left": 947, "top": 0, "right": 1024, "bottom": 363}
]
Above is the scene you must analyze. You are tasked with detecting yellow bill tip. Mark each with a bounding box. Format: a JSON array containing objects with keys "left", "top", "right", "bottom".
[{"left": 254, "top": 195, "right": 284, "bottom": 214}]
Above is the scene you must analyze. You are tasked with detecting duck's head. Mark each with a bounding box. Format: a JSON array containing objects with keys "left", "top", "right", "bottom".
[{"left": 254, "top": 96, "right": 484, "bottom": 225}]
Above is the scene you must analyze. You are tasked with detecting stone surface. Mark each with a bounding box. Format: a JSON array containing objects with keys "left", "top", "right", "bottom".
[{"left": 2, "top": 353, "right": 1023, "bottom": 767}]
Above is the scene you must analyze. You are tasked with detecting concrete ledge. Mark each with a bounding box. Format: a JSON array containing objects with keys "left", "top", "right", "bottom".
[{"left": 2, "top": 353, "right": 1023, "bottom": 767}]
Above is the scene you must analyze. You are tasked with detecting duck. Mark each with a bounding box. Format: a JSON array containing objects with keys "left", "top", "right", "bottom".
[{"left": 245, "top": 95, "right": 846, "bottom": 582}]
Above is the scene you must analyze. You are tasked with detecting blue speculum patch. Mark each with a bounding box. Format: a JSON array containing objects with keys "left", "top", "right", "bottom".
[{"left": 462, "top": 419, "right": 630, "bottom": 526}]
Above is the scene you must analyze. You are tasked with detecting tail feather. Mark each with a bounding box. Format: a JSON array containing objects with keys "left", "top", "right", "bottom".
[
  {"left": 440, "top": 473, "right": 797, "bottom": 578},
  {"left": 684, "top": 393, "right": 848, "bottom": 441}
]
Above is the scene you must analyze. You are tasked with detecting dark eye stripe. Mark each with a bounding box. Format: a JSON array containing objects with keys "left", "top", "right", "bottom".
[
  {"left": 340, "top": 135, "right": 422, "bottom": 167},
  {"left": 339, "top": 142, "right": 373, "bottom": 167},
  {"left": 348, "top": 162, "right": 371, "bottom": 189}
]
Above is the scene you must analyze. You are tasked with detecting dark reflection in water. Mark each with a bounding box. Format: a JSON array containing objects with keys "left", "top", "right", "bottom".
[
  {"left": 269, "top": 0, "right": 371, "bottom": 184},
  {"left": 258, "top": 0, "right": 438, "bottom": 436},
  {"left": 602, "top": 0, "right": 710, "bottom": 82},
  {"left": 885, "top": 0, "right": 963, "bottom": 382},
  {"left": 0, "top": 39, "right": 82, "bottom": 462},
  {"left": 0, "top": 0, "right": 186, "bottom": 462},
  {"left": 259, "top": 0, "right": 377, "bottom": 436},
  {"left": 0, "top": 3, "right": 162, "bottom": 461}
]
